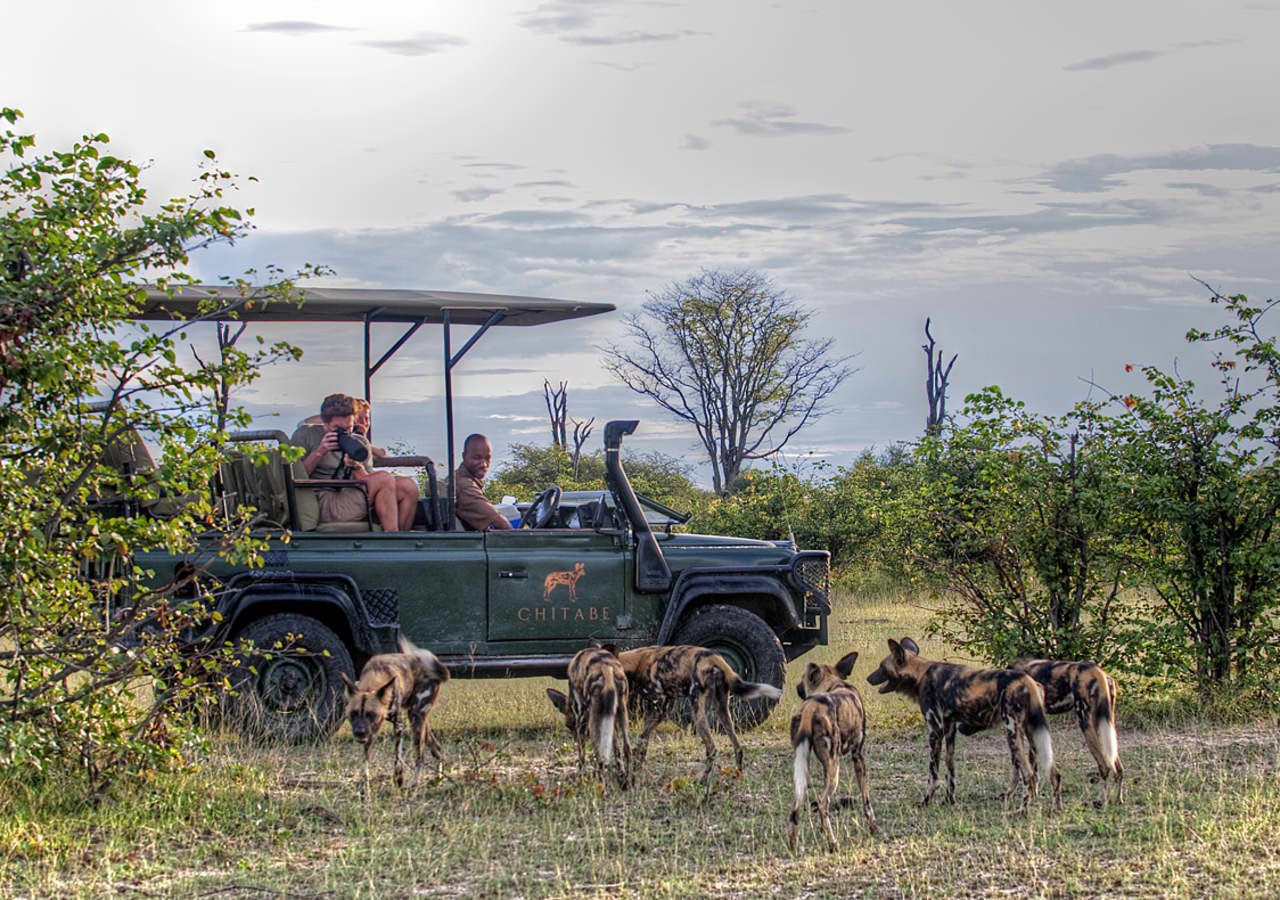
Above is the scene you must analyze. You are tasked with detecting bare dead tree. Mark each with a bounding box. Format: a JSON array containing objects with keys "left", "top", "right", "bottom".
[
  {"left": 570, "top": 417, "right": 595, "bottom": 479},
  {"left": 923, "top": 317, "right": 957, "bottom": 437},
  {"left": 544, "top": 379, "right": 568, "bottom": 448},
  {"left": 192, "top": 320, "right": 248, "bottom": 432},
  {"left": 604, "top": 269, "right": 856, "bottom": 496}
]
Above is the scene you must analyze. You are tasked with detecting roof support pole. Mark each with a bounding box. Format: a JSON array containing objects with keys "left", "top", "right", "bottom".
[
  {"left": 443, "top": 308, "right": 506, "bottom": 530},
  {"left": 444, "top": 309, "right": 455, "bottom": 529}
]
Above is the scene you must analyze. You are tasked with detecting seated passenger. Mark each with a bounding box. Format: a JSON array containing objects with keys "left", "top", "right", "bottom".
[
  {"left": 454, "top": 433, "right": 514, "bottom": 531},
  {"left": 353, "top": 397, "right": 420, "bottom": 529},
  {"left": 292, "top": 393, "right": 413, "bottom": 532}
]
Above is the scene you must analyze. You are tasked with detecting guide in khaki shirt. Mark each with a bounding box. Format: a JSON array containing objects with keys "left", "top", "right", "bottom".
[{"left": 454, "top": 435, "right": 513, "bottom": 531}]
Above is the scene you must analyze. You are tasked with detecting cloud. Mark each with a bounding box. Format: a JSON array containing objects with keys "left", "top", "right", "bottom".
[
  {"left": 357, "top": 32, "right": 468, "bottom": 56},
  {"left": 515, "top": 180, "right": 576, "bottom": 189},
  {"left": 1166, "top": 181, "right": 1231, "bottom": 199},
  {"left": 464, "top": 162, "right": 526, "bottom": 171},
  {"left": 1041, "top": 144, "right": 1280, "bottom": 192},
  {"left": 453, "top": 186, "right": 506, "bottom": 203},
  {"left": 518, "top": 1, "right": 598, "bottom": 35},
  {"left": 681, "top": 133, "right": 709, "bottom": 151},
  {"left": 712, "top": 101, "right": 848, "bottom": 137},
  {"left": 1063, "top": 49, "right": 1165, "bottom": 71},
  {"left": 562, "top": 30, "right": 684, "bottom": 46},
  {"left": 244, "top": 20, "right": 354, "bottom": 35},
  {"left": 1063, "top": 38, "right": 1238, "bottom": 71}
]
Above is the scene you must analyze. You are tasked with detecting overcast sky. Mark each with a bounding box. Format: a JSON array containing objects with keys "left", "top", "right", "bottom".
[{"left": 6, "top": 1, "right": 1280, "bottom": 485}]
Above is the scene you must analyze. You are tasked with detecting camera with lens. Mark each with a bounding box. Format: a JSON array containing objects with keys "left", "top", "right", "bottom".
[{"left": 333, "top": 427, "right": 370, "bottom": 462}]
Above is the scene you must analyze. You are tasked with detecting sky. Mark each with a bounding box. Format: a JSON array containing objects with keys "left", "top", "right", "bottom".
[{"left": 5, "top": 1, "right": 1280, "bottom": 486}]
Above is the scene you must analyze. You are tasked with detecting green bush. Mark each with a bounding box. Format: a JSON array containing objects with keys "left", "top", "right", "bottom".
[{"left": 0, "top": 108, "right": 304, "bottom": 795}]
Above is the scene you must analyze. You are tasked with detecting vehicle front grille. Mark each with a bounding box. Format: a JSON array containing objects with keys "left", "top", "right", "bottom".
[
  {"left": 364, "top": 589, "right": 399, "bottom": 626},
  {"left": 793, "top": 554, "right": 831, "bottom": 619}
]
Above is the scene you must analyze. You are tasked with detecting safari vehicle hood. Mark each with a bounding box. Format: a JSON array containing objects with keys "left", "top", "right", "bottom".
[{"left": 655, "top": 531, "right": 798, "bottom": 569}]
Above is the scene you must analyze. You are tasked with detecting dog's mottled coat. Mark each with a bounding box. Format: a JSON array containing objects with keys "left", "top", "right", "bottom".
[
  {"left": 546, "top": 645, "right": 633, "bottom": 791},
  {"left": 340, "top": 633, "right": 450, "bottom": 796},
  {"left": 616, "top": 644, "right": 781, "bottom": 795},
  {"left": 867, "top": 637, "right": 1061, "bottom": 813},
  {"left": 788, "top": 651, "right": 877, "bottom": 852},
  {"left": 1011, "top": 658, "right": 1123, "bottom": 804}
]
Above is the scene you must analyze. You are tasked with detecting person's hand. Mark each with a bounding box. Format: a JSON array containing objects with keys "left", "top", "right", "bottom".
[{"left": 318, "top": 429, "right": 340, "bottom": 453}]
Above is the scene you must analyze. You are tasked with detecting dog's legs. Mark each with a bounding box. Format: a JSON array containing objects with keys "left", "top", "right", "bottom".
[
  {"left": 392, "top": 708, "right": 407, "bottom": 791},
  {"left": 1004, "top": 717, "right": 1034, "bottom": 815},
  {"left": 360, "top": 739, "right": 374, "bottom": 800},
  {"left": 615, "top": 695, "right": 633, "bottom": 791},
  {"left": 942, "top": 722, "right": 958, "bottom": 804},
  {"left": 922, "top": 719, "right": 943, "bottom": 806},
  {"left": 851, "top": 743, "right": 878, "bottom": 835},
  {"left": 818, "top": 739, "right": 841, "bottom": 852},
  {"left": 715, "top": 686, "right": 745, "bottom": 773},
  {"left": 690, "top": 684, "right": 719, "bottom": 800},
  {"left": 422, "top": 715, "right": 444, "bottom": 780},
  {"left": 634, "top": 702, "right": 665, "bottom": 773}
]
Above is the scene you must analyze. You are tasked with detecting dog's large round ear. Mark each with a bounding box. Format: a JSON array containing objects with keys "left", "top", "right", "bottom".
[
  {"left": 835, "top": 651, "right": 859, "bottom": 678},
  {"left": 888, "top": 639, "right": 907, "bottom": 666},
  {"left": 340, "top": 672, "right": 357, "bottom": 694},
  {"left": 546, "top": 688, "right": 569, "bottom": 714},
  {"left": 900, "top": 637, "right": 920, "bottom": 655},
  {"left": 376, "top": 679, "right": 398, "bottom": 702}
]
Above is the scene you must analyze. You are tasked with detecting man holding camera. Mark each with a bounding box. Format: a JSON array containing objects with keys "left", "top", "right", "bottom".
[{"left": 292, "top": 393, "right": 412, "bottom": 531}]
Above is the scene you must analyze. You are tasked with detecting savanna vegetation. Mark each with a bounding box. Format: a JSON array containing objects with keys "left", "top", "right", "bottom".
[{"left": 4, "top": 109, "right": 1280, "bottom": 897}]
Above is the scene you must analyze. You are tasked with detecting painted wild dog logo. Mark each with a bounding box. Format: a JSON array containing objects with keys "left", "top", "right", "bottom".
[{"left": 543, "top": 562, "right": 586, "bottom": 602}]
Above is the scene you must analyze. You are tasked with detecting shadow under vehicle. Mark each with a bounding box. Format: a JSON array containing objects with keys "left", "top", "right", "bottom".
[{"left": 129, "top": 287, "right": 831, "bottom": 741}]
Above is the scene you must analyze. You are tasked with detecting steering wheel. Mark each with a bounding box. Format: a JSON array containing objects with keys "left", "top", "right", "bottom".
[{"left": 522, "top": 485, "right": 562, "bottom": 529}]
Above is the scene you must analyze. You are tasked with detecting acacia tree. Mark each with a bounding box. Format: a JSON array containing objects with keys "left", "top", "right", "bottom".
[
  {"left": 0, "top": 108, "right": 307, "bottom": 794},
  {"left": 604, "top": 269, "right": 854, "bottom": 495}
]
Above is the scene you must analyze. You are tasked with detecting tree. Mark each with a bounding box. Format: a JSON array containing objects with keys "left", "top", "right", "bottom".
[
  {"left": 1104, "top": 286, "right": 1280, "bottom": 694},
  {"left": 604, "top": 269, "right": 855, "bottom": 495},
  {"left": 922, "top": 317, "right": 957, "bottom": 436},
  {"left": 894, "top": 388, "right": 1129, "bottom": 664},
  {"left": 0, "top": 108, "right": 307, "bottom": 794},
  {"left": 543, "top": 379, "right": 567, "bottom": 448}
]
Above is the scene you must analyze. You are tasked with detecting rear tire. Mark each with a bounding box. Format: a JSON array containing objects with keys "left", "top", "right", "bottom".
[
  {"left": 672, "top": 604, "right": 785, "bottom": 729},
  {"left": 224, "top": 613, "right": 354, "bottom": 743}
]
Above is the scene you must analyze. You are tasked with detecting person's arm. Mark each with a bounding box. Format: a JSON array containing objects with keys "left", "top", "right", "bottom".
[
  {"left": 292, "top": 425, "right": 339, "bottom": 476},
  {"left": 456, "top": 474, "right": 514, "bottom": 530}
]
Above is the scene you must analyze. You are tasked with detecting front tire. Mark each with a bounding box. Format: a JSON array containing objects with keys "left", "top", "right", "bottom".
[
  {"left": 672, "top": 604, "right": 786, "bottom": 729},
  {"left": 224, "top": 613, "right": 354, "bottom": 743}
]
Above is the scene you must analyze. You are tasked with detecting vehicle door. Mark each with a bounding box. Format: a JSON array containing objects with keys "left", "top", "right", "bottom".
[{"left": 485, "top": 516, "right": 630, "bottom": 641}]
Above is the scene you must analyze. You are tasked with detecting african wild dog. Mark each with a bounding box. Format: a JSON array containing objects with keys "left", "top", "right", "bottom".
[
  {"left": 340, "top": 633, "right": 450, "bottom": 796},
  {"left": 1010, "top": 658, "right": 1123, "bottom": 805},
  {"left": 616, "top": 645, "right": 782, "bottom": 796},
  {"left": 543, "top": 562, "right": 586, "bottom": 602},
  {"left": 546, "top": 645, "right": 633, "bottom": 791},
  {"left": 789, "top": 651, "right": 877, "bottom": 852},
  {"left": 867, "top": 637, "right": 1061, "bottom": 813}
]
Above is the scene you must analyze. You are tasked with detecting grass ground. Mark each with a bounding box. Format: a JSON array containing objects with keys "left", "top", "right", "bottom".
[{"left": 4, "top": 586, "right": 1280, "bottom": 898}]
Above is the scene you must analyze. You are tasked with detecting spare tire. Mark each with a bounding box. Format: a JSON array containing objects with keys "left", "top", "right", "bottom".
[{"left": 672, "top": 604, "right": 786, "bottom": 729}]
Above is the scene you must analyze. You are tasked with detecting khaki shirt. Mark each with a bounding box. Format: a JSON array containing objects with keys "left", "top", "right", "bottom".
[
  {"left": 291, "top": 424, "right": 372, "bottom": 480},
  {"left": 454, "top": 465, "right": 513, "bottom": 531}
]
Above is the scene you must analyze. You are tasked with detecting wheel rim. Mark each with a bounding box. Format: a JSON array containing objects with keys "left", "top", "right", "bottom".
[
  {"left": 257, "top": 655, "right": 325, "bottom": 716},
  {"left": 705, "top": 639, "right": 756, "bottom": 682}
]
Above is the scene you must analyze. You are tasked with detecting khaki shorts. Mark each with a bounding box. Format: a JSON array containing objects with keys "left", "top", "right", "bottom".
[{"left": 316, "top": 487, "right": 368, "bottom": 524}]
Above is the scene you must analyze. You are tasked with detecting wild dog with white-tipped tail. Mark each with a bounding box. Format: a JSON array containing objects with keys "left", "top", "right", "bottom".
[
  {"left": 546, "top": 645, "right": 633, "bottom": 792},
  {"left": 1010, "top": 658, "right": 1123, "bottom": 805},
  {"left": 340, "top": 633, "right": 450, "bottom": 797},
  {"left": 616, "top": 644, "right": 782, "bottom": 796},
  {"left": 867, "top": 637, "right": 1061, "bottom": 814},
  {"left": 788, "top": 651, "right": 878, "bottom": 852}
]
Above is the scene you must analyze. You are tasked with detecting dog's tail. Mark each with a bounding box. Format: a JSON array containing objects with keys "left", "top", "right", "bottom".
[
  {"left": 397, "top": 632, "right": 451, "bottom": 683},
  {"left": 593, "top": 681, "right": 620, "bottom": 764},
  {"left": 789, "top": 705, "right": 816, "bottom": 833},
  {"left": 1083, "top": 666, "right": 1119, "bottom": 772},
  {"left": 1024, "top": 678, "right": 1055, "bottom": 781},
  {"left": 714, "top": 657, "right": 782, "bottom": 702}
]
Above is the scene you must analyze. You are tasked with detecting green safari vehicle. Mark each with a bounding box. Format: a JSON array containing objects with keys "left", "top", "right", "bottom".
[{"left": 132, "top": 287, "right": 832, "bottom": 741}]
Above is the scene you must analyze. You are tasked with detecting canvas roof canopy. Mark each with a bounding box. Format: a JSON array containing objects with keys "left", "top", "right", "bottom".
[
  {"left": 137, "top": 285, "right": 615, "bottom": 326},
  {"left": 133, "top": 284, "right": 616, "bottom": 525}
]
